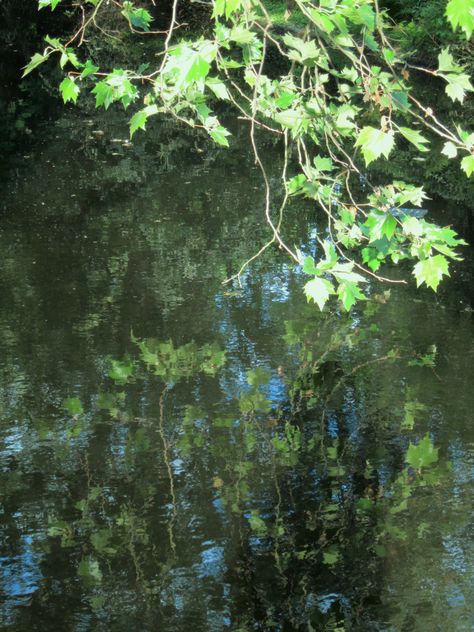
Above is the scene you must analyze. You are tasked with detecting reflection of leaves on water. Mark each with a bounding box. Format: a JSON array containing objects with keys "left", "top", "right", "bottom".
[
  {"left": 406, "top": 433, "right": 439, "bottom": 470},
  {"left": 0, "top": 285, "right": 460, "bottom": 630},
  {"left": 50, "top": 311, "right": 451, "bottom": 628}
]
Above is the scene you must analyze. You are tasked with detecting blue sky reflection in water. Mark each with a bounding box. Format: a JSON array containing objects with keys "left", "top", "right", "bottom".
[{"left": 0, "top": 114, "right": 473, "bottom": 631}]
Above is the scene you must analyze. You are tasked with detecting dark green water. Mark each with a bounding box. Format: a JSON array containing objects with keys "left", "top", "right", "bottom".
[{"left": 0, "top": 114, "right": 473, "bottom": 631}]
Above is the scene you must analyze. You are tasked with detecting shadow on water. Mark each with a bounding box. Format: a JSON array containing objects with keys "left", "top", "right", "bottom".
[{"left": 0, "top": 113, "right": 474, "bottom": 631}]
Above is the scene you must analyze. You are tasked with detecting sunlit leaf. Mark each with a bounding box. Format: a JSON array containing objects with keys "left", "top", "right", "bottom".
[
  {"left": 302, "top": 256, "right": 318, "bottom": 275},
  {"left": 304, "top": 277, "right": 334, "bottom": 311},
  {"left": 437, "top": 47, "right": 458, "bottom": 72},
  {"left": 206, "top": 77, "right": 230, "bottom": 100},
  {"left": 446, "top": 0, "right": 474, "bottom": 39},
  {"left": 39, "top": 0, "right": 63, "bottom": 10},
  {"left": 441, "top": 141, "right": 458, "bottom": 159},
  {"left": 337, "top": 281, "right": 365, "bottom": 310},
  {"left": 355, "top": 127, "right": 395, "bottom": 166},
  {"left": 445, "top": 73, "right": 473, "bottom": 103},
  {"left": 413, "top": 254, "right": 450, "bottom": 291},
  {"left": 59, "top": 77, "right": 80, "bottom": 104},
  {"left": 209, "top": 125, "right": 231, "bottom": 146},
  {"left": 22, "top": 52, "right": 49, "bottom": 77},
  {"left": 399, "top": 127, "right": 430, "bottom": 152},
  {"left": 461, "top": 155, "right": 474, "bottom": 177},
  {"left": 92, "top": 81, "right": 115, "bottom": 109},
  {"left": 80, "top": 59, "right": 99, "bottom": 79}
]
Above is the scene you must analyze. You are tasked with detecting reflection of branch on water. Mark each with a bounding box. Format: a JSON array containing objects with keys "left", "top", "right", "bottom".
[
  {"left": 318, "top": 352, "right": 405, "bottom": 462},
  {"left": 158, "top": 384, "right": 177, "bottom": 554},
  {"left": 125, "top": 505, "right": 146, "bottom": 584}
]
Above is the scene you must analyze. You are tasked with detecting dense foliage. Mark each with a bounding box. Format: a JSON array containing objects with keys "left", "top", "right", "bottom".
[{"left": 24, "top": 0, "right": 474, "bottom": 310}]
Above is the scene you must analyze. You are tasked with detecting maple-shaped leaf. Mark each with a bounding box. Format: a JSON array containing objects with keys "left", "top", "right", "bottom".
[
  {"left": 304, "top": 277, "right": 334, "bottom": 311},
  {"left": 355, "top": 127, "right": 395, "bottom": 166},
  {"left": 413, "top": 255, "right": 450, "bottom": 291},
  {"left": 446, "top": 0, "right": 474, "bottom": 39}
]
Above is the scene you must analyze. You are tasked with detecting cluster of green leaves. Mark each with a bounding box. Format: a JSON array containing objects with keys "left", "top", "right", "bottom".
[
  {"left": 302, "top": 241, "right": 366, "bottom": 311},
  {"left": 436, "top": 47, "right": 473, "bottom": 103},
  {"left": 24, "top": 0, "right": 473, "bottom": 310}
]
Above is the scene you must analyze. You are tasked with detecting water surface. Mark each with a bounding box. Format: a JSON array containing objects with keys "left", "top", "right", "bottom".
[{"left": 0, "top": 114, "right": 473, "bottom": 631}]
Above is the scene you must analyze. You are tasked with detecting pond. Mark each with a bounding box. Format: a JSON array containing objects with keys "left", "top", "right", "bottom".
[{"left": 0, "top": 113, "right": 473, "bottom": 631}]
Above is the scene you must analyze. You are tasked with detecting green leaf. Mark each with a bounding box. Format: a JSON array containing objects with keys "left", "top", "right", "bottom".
[
  {"left": 44, "top": 35, "right": 63, "bottom": 49},
  {"left": 206, "top": 77, "right": 230, "bottom": 100},
  {"left": 317, "top": 241, "right": 338, "bottom": 271},
  {"left": 357, "top": 3, "right": 376, "bottom": 29},
  {"left": 399, "top": 127, "right": 429, "bottom": 152},
  {"left": 274, "top": 108, "right": 307, "bottom": 130},
  {"left": 166, "top": 43, "right": 215, "bottom": 87},
  {"left": 337, "top": 281, "right": 365, "bottom": 311},
  {"left": 390, "top": 91, "right": 410, "bottom": 112},
  {"left": 213, "top": 0, "right": 242, "bottom": 20},
  {"left": 437, "top": 47, "right": 458, "bottom": 72},
  {"left": 91, "top": 71, "right": 138, "bottom": 110},
  {"left": 461, "top": 154, "right": 474, "bottom": 177},
  {"left": 413, "top": 255, "right": 450, "bottom": 291},
  {"left": 130, "top": 110, "right": 148, "bottom": 137},
  {"left": 304, "top": 277, "right": 335, "bottom": 311},
  {"left": 302, "top": 256, "right": 318, "bottom": 275},
  {"left": 187, "top": 55, "right": 211, "bottom": 83},
  {"left": 276, "top": 92, "right": 296, "bottom": 109},
  {"left": 104, "top": 70, "right": 138, "bottom": 109},
  {"left": 39, "top": 0, "right": 63, "bottom": 10},
  {"left": 441, "top": 141, "right": 458, "bottom": 159},
  {"left": 314, "top": 155, "right": 334, "bottom": 171},
  {"left": 59, "top": 77, "right": 80, "bottom": 104},
  {"left": 60, "top": 49, "right": 80, "bottom": 70},
  {"left": 446, "top": 0, "right": 474, "bottom": 39},
  {"left": 80, "top": 60, "right": 99, "bottom": 79},
  {"left": 283, "top": 34, "right": 320, "bottom": 65},
  {"left": 129, "top": 105, "right": 158, "bottom": 138},
  {"left": 331, "top": 263, "right": 367, "bottom": 284},
  {"left": 22, "top": 53, "right": 49, "bottom": 77},
  {"left": 383, "top": 48, "right": 395, "bottom": 64},
  {"left": 365, "top": 213, "right": 397, "bottom": 242},
  {"left": 355, "top": 127, "right": 395, "bottom": 166},
  {"left": 130, "top": 9, "right": 152, "bottom": 31},
  {"left": 209, "top": 125, "right": 231, "bottom": 146},
  {"left": 402, "top": 216, "right": 423, "bottom": 237},
  {"left": 121, "top": 1, "right": 152, "bottom": 31},
  {"left": 92, "top": 81, "right": 115, "bottom": 109},
  {"left": 445, "top": 73, "right": 473, "bottom": 103},
  {"left": 406, "top": 434, "right": 439, "bottom": 469},
  {"left": 230, "top": 25, "right": 255, "bottom": 45}
]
